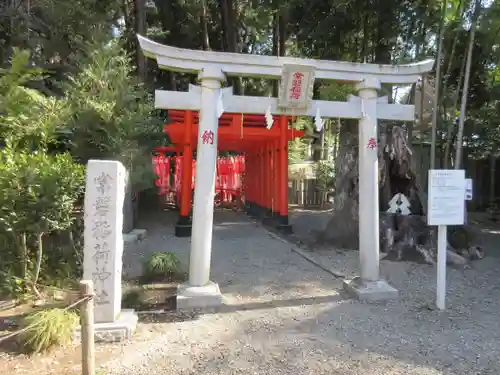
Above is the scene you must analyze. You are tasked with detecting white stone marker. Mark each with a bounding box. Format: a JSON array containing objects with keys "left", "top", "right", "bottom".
[{"left": 82, "top": 159, "right": 138, "bottom": 341}]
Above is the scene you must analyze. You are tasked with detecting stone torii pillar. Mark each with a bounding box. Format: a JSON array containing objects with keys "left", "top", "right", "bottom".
[
  {"left": 176, "top": 67, "right": 225, "bottom": 309},
  {"left": 342, "top": 78, "right": 398, "bottom": 300}
]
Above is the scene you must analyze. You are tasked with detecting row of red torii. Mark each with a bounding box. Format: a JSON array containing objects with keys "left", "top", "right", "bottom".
[
  {"left": 138, "top": 34, "right": 434, "bottom": 309},
  {"left": 154, "top": 109, "right": 303, "bottom": 238},
  {"left": 152, "top": 154, "right": 245, "bottom": 204}
]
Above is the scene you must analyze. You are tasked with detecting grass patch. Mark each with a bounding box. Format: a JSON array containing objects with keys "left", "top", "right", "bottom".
[
  {"left": 20, "top": 308, "right": 78, "bottom": 354},
  {"left": 142, "top": 252, "right": 185, "bottom": 283}
]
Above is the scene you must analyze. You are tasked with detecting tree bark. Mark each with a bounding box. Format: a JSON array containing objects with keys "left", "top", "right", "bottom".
[
  {"left": 272, "top": 5, "right": 287, "bottom": 96},
  {"left": 134, "top": 0, "right": 146, "bottom": 80},
  {"left": 33, "top": 232, "right": 44, "bottom": 298},
  {"left": 431, "top": 0, "right": 447, "bottom": 170},
  {"left": 489, "top": 155, "right": 496, "bottom": 209},
  {"left": 272, "top": 10, "right": 280, "bottom": 97},
  {"left": 444, "top": 44, "right": 467, "bottom": 167},
  {"left": 319, "top": 121, "right": 359, "bottom": 248},
  {"left": 455, "top": 0, "right": 482, "bottom": 169},
  {"left": 200, "top": 0, "right": 211, "bottom": 50},
  {"left": 218, "top": 0, "right": 242, "bottom": 94}
]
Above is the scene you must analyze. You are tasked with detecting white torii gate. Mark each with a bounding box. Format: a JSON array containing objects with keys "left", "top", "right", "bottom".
[{"left": 138, "top": 35, "right": 434, "bottom": 308}]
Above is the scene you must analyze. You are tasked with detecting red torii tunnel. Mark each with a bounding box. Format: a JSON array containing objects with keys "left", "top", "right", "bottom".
[{"left": 158, "top": 110, "right": 305, "bottom": 237}]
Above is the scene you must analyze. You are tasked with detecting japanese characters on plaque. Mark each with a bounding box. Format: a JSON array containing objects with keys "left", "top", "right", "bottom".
[
  {"left": 289, "top": 72, "right": 304, "bottom": 100},
  {"left": 277, "top": 64, "right": 316, "bottom": 112},
  {"left": 83, "top": 160, "right": 126, "bottom": 324}
]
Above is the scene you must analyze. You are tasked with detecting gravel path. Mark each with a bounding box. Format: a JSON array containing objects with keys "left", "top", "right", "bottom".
[{"left": 108, "top": 208, "right": 500, "bottom": 375}]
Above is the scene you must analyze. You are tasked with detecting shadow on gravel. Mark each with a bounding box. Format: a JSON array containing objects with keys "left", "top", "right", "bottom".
[
  {"left": 135, "top": 293, "right": 347, "bottom": 325},
  {"left": 216, "top": 293, "right": 347, "bottom": 314},
  {"left": 138, "top": 311, "right": 200, "bottom": 324}
]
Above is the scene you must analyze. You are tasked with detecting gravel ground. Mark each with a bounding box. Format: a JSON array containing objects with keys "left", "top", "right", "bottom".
[{"left": 107, "top": 207, "right": 500, "bottom": 375}]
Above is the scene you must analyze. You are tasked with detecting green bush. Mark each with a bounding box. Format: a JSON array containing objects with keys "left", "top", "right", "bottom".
[
  {"left": 315, "top": 160, "right": 335, "bottom": 191},
  {"left": 65, "top": 38, "right": 167, "bottom": 194},
  {"left": 21, "top": 308, "right": 78, "bottom": 353},
  {"left": 122, "top": 289, "right": 146, "bottom": 309},
  {"left": 0, "top": 49, "right": 86, "bottom": 297},
  {"left": 143, "top": 252, "right": 183, "bottom": 282},
  {"left": 0, "top": 49, "right": 70, "bottom": 151},
  {"left": 0, "top": 149, "right": 85, "bottom": 295}
]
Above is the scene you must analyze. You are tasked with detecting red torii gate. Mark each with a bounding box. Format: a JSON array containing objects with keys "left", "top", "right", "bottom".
[{"left": 160, "top": 110, "right": 304, "bottom": 237}]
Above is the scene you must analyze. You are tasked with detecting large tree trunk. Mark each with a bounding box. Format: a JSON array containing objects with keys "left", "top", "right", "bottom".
[
  {"left": 200, "top": 0, "right": 211, "bottom": 50},
  {"left": 271, "top": 5, "right": 288, "bottom": 97},
  {"left": 271, "top": 10, "right": 280, "bottom": 97},
  {"left": 218, "top": 0, "right": 242, "bottom": 94},
  {"left": 319, "top": 120, "right": 359, "bottom": 248},
  {"left": 430, "top": 0, "right": 447, "bottom": 170},
  {"left": 320, "top": 123, "right": 477, "bottom": 265},
  {"left": 455, "top": 0, "right": 482, "bottom": 168},
  {"left": 135, "top": 0, "right": 146, "bottom": 80}
]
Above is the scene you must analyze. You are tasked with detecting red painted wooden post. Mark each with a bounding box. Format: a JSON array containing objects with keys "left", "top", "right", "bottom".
[
  {"left": 175, "top": 111, "right": 194, "bottom": 237},
  {"left": 278, "top": 116, "right": 289, "bottom": 226}
]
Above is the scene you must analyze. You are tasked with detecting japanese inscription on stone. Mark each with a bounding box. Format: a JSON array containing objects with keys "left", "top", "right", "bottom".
[
  {"left": 91, "top": 172, "right": 113, "bottom": 305},
  {"left": 83, "top": 160, "right": 126, "bottom": 323}
]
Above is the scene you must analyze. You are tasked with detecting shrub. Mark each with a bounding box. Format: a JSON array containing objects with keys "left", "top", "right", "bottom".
[
  {"left": 143, "top": 252, "right": 183, "bottom": 282},
  {"left": 0, "top": 50, "right": 86, "bottom": 297},
  {"left": 315, "top": 160, "right": 334, "bottom": 191},
  {"left": 65, "top": 38, "right": 167, "bottom": 194},
  {"left": 21, "top": 308, "right": 78, "bottom": 353},
  {"left": 122, "top": 289, "right": 145, "bottom": 309},
  {"left": 0, "top": 149, "right": 85, "bottom": 296}
]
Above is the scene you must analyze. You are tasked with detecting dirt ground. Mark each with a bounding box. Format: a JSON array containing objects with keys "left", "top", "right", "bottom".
[{"left": 2, "top": 206, "right": 500, "bottom": 375}]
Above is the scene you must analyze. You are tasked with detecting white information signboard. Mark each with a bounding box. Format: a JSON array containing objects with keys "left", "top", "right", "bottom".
[
  {"left": 427, "top": 169, "right": 466, "bottom": 226},
  {"left": 427, "top": 169, "right": 466, "bottom": 311}
]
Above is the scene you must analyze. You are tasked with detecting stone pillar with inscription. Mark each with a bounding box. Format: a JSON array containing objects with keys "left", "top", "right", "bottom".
[{"left": 81, "top": 160, "right": 138, "bottom": 342}]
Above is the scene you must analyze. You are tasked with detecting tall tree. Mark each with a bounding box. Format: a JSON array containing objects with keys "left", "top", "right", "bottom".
[{"left": 455, "top": 0, "right": 482, "bottom": 168}]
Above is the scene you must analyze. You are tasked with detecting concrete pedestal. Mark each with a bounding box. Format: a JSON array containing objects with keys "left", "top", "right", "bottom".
[
  {"left": 343, "top": 277, "right": 398, "bottom": 301},
  {"left": 175, "top": 215, "right": 192, "bottom": 237},
  {"left": 276, "top": 215, "right": 293, "bottom": 234},
  {"left": 176, "top": 281, "right": 222, "bottom": 311},
  {"left": 175, "top": 224, "right": 192, "bottom": 237},
  {"left": 74, "top": 309, "right": 138, "bottom": 343}
]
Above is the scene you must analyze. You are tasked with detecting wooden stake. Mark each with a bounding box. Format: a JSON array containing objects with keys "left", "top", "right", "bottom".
[{"left": 80, "top": 280, "right": 95, "bottom": 375}]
